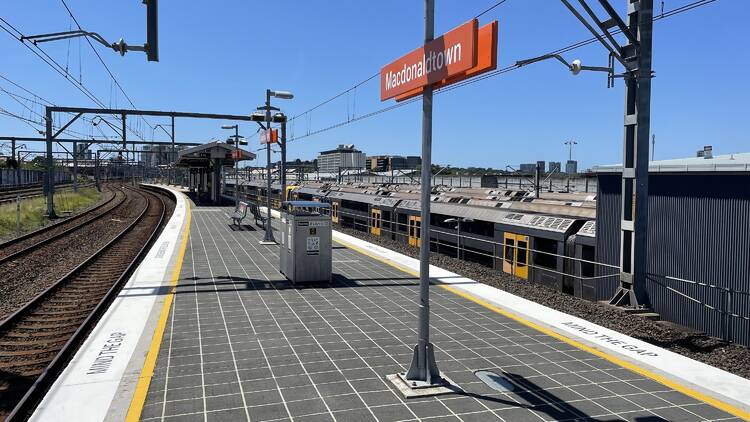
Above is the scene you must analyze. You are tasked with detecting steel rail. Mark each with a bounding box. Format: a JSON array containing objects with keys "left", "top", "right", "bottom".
[
  {"left": 0, "top": 184, "right": 116, "bottom": 249},
  {"left": 2, "top": 185, "right": 170, "bottom": 421},
  {"left": 0, "top": 183, "right": 96, "bottom": 204},
  {"left": 0, "top": 187, "right": 126, "bottom": 265}
]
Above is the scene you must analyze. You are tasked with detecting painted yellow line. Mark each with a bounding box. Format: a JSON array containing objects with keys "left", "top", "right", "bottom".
[
  {"left": 125, "top": 196, "right": 192, "bottom": 422},
  {"left": 333, "top": 235, "right": 750, "bottom": 421}
]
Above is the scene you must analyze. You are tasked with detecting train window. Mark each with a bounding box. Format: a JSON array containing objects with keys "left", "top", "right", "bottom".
[
  {"left": 516, "top": 240, "right": 528, "bottom": 267},
  {"left": 534, "top": 238, "right": 557, "bottom": 269},
  {"left": 464, "top": 220, "right": 494, "bottom": 237},
  {"left": 342, "top": 199, "right": 368, "bottom": 212},
  {"left": 416, "top": 219, "right": 421, "bottom": 239},
  {"left": 581, "top": 245, "right": 595, "bottom": 277},
  {"left": 398, "top": 214, "right": 408, "bottom": 232},
  {"left": 504, "top": 238, "right": 514, "bottom": 264}
]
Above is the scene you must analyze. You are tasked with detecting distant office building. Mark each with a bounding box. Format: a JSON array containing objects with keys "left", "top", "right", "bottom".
[
  {"left": 549, "top": 161, "right": 562, "bottom": 173},
  {"left": 519, "top": 163, "right": 536, "bottom": 174},
  {"left": 369, "top": 155, "right": 421, "bottom": 172},
  {"left": 142, "top": 144, "right": 185, "bottom": 167},
  {"left": 369, "top": 156, "right": 389, "bottom": 172},
  {"left": 566, "top": 160, "right": 578, "bottom": 174},
  {"left": 536, "top": 161, "right": 546, "bottom": 173},
  {"left": 275, "top": 159, "right": 316, "bottom": 170},
  {"left": 74, "top": 143, "right": 92, "bottom": 160},
  {"left": 397, "top": 155, "right": 421, "bottom": 170},
  {"left": 317, "top": 144, "right": 366, "bottom": 173}
]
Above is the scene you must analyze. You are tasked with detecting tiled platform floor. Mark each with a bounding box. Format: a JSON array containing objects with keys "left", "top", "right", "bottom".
[{"left": 139, "top": 206, "right": 740, "bottom": 422}]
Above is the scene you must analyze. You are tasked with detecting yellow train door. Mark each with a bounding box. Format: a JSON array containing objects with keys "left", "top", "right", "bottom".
[
  {"left": 514, "top": 234, "right": 529, "bottom": 280},
  {"left": 371, "top": 208, "right": 382, "bottom": 236},
  {"left": 408, "top": 215, "right": 421, "bottom": 247},
  {"left": 332, "top": 202, "right": 339, "bottom": 224},
  {"left": 502, "top": 232, "right": 530, "bottom": 280}
]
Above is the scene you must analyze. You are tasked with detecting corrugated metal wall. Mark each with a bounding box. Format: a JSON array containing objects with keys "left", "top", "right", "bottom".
[
  {"left": 596, "top": 173, "right": 750, "bottom": 346},
  {"left": 0, "top": 168, "right": 70, "bottom": 186}
]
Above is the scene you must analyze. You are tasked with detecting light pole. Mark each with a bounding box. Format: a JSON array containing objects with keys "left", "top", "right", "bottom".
[
  {"left": 221, "top": 124, "right": 245, "bottom": 209},
  {"left": 153, "top": 123, "right": 175, "bottom": 184},
  {"left": 444, "top": 217, "right": 473, "bottom": 260},
  {"left": 565, "top": 140, "right": 577, "bottom": 192},
  {"left": 257, "top": 89, "right": 294, "bottom": 245}
]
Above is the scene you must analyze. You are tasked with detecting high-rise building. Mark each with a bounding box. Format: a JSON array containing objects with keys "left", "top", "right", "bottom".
[
  {"left": 317, "top": 144, "right": 366, "bottom": 173},
  {"left": 74, "top": 143, "right": 92, "bottom": 160},
  {"left": 566, "top": 160, "right": 578, "bottom": 174},
  {"left": 142, "top": 144, "right": 185, "bottom": 167},
  {"left": 369, "top": 155, "right": 422, "bottom": 172},
  {"left": 549, "top": 161, "right": 562, "bottom": 173},
  {"left": 519, "top": 163, "right": 536, "bottom": 174},
  {"left": 536, "top": 160, "right": 546, "bottom": 173}
]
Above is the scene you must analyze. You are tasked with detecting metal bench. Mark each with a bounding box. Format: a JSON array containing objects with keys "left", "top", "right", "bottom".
[
  {"left": 248, "top": 202, "right": 269, "bottom": 228},
  {"left": 231, "top": 201, "right": 249, "bottom": 226}
]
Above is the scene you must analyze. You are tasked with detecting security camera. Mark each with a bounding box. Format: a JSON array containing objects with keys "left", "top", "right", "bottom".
[{"left": 570, "top": 59, "right": 582, "bottom": 75}]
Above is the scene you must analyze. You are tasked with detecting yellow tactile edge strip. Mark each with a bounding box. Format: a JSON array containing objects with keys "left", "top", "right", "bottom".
[
  {"left": 125, "top": 196, "right": 192, "bottom": 422},
  {"left": 333, "top": 235, "right": 750, "bottom": 421}
]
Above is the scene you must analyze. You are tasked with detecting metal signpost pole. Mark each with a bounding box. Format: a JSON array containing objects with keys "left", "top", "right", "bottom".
[
  {"left": 280, "top": 118, "right": 287, "bottom": 202},
  {"left": 234, "top": 126, "right": 239, "bottom": 209},
  {"left": 261, "top": 90, "right": 277, "bottom": 244},
  {"left": 405, "top": 0, "right": 443, "bottom": 387}
]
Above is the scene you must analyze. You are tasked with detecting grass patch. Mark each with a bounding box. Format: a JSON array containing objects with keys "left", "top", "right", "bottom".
[{"left": 0, "top": 187, "right": 102, "bottom": 239}]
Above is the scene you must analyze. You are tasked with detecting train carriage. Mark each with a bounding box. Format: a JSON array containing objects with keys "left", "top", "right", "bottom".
[
  {"left": 571, "top": 220, "right": 597, "bottom": 299},
  {"left": 495, "top": 212, "right": 583, "bottom": 290},
  {"left": 326, "top": 191, "right": 400, "bottom": 234}
]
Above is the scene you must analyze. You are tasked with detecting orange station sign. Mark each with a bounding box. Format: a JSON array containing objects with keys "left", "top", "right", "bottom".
[
  {"left": 260, "top": 128, "right": 278, "bottom": 144},
  {"left": 380, "top": 19, "right": 498, "bottom": 102}
]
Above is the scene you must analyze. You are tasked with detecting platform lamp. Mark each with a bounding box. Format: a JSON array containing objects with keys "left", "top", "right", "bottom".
[
  {"left": 254, "top": 89, "right": 294, "bottom": 245},
  {"left": 221, "top": 125, "right": 246, "bottom": 209}
]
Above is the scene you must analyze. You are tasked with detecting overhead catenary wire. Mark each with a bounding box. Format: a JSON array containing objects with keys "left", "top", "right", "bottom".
[
  {"left": 0, "top": 16, "right": 145, "bottom": 140},
  {"left": 285, "top": 0, "right": 717, "bottom": 144},
  {"left": 288, "top": 0, "right": 513, "bottom": 125},
  {"left": 0, "top": 77, "right": 114, "bottom": 139},
  {"left": 59, "top": 0, "right": 154, "bottom": 134}
]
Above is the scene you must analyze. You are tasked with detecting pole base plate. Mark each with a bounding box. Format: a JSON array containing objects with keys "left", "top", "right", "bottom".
[{"left": 386, "top": 372, "right": 460, "bottom": 399}]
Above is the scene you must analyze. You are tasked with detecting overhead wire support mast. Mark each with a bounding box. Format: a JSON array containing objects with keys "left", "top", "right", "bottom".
[
  {"left": 20, "top": 0, "right": 158, "bottom": 61},
  {"left": 548, "top": 0, "right": 654, "bottom": 308}
]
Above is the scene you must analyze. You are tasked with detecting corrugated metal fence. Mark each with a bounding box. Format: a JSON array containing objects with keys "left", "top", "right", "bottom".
[
  {"left": 0, "top": 168, "right": 71, "bottom": 186},
  {"left": 596, "top": 174, "right": 750, "bottom": 346}
]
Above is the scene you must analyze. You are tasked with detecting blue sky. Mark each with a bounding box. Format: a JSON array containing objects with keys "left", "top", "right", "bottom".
[{"left": 1, "top": 0, "right": 747, "bottom": 170}]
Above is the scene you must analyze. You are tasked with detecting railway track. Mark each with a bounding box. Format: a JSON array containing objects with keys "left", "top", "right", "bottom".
[
  {"left": 0, "top": 182, "right": 92, "bottom": 204},
  {"left": 0, "top": 185, "right": 121, "bottom": 262},
  {"left": 0, "top": 185, "right": 173, "bottom": 421}
]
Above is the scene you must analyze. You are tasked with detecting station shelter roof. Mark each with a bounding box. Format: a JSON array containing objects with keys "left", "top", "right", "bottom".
[{"left": 176, "top": 141, "right": 255, "bottom": 168}]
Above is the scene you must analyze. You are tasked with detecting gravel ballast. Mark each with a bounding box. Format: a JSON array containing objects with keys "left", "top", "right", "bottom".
[{"left": 336, "top": 226, "right": 750, "bottom": 380}]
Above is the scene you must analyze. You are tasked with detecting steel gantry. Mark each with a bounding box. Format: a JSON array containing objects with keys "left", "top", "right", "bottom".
[{"left": 5, "top": 106, "right": 260, "bottom": 218}]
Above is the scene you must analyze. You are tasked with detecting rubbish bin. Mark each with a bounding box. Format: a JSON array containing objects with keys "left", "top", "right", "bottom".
[{"left": 279, "top": 201, "right": 332, "bottom": 283}]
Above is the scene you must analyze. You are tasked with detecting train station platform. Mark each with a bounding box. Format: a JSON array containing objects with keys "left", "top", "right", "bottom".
[{"left": 32, "top": 194, "right": 750, "bottom": 421}]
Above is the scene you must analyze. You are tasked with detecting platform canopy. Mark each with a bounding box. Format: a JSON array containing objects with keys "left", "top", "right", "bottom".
[{"left": 176, "top": 141, "right": 255, "bottom": 168}]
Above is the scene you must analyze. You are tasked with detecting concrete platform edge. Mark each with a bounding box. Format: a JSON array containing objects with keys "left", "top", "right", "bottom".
[
  {"left": 330, "top": 229, "right": 750, "bottom": 419},
  {"left": 29, "top": 185, "right": 190, "bottom": 422}
]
